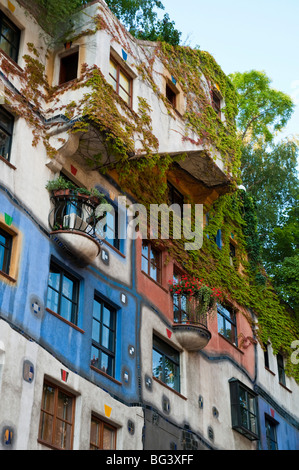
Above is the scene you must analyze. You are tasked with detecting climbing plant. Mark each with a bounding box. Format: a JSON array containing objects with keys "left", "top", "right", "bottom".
[{"left": 8, "top": 1, "right": 299, "bottom": 382}]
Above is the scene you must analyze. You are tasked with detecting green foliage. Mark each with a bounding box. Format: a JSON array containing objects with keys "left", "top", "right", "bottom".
[
  {"left": 105, "top": 0, "right": 181, "bottom": 45},
  {"left": 229, "top": 70, "right": 294, "bottom": 143}
]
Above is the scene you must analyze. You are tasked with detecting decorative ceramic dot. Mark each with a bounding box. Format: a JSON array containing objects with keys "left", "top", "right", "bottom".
[
  {"left": 208, "top": 426, "right": 214, "bottom": 441},
  {"left": 162, "top": 396, "right": 170, "bottom": 414},
  {"left": 128, "top": 345, "right": 135, "bottom": 357},
  {"left": 198, "top": 395, "right": 204, "bottom": 409},
  {"left": 127, "top": 420, "right": 135, "bottom": 435},
  {"left": 212, "top": 406, "right": 219, "bottom": 418},
  {"left": 145, "top": 375, "right": 152, "bottom": 390},
  {"left": 29, "top": 296, "right": 44, "bottom": 318},
  {"left": 23, "top": 360, "right": 34, "bottom": 383},
  {"left": 101, "top": 249, "right": 109, "bottom": 265}
]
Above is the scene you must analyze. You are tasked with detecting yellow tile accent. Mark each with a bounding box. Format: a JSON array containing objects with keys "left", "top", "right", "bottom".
[
  {"left": 104, "top": 404, "right": 112, "bottom": 418},
  {"left": 7, "top": 1, "right": 15, "bottom": 13}
]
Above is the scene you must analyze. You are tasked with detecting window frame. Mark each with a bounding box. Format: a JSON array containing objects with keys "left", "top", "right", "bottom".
[
  {"left": 166, "top": 82, "right": 177, "bottom": 107},
  {"left": 152, "top": 335, "right": 180, "bottom": 393},
  {"left": 217, "top": 303, "right": 238, "bottom": 346},
  {"left": 108, "top": 57, "right": 133, "bottom": 107},
  {"left": 59, "top": 49, "right": 79, "bottom": 85},
  {"left": 277, "top": 353, "right": 286, "bottom": 386},
  {"left": 90, "top": 414, "right": 117, "bottom": 450},
  {"left": 38, "top": 380, "right": 75, "bottom": 450},
  {"left": 141, "top": 240, "right": 162, "bottom": 284},
  {"left": 0, "top": 10, "right": 20, "bottom": 63},
  {"left": 0, "top": 106, "right": 14, "bottom": 162},
  {"left": 46, "top": 261, "right": 80, "bottom": 326},
  {"left": 229, "top": 378, "right": 259, "bottom": 441},
  {"left": 212, "top": 90, "right": 222, "bottom": 118},
  {"left": 0, "top": 227, "right": 12, "bottom": 275},
  {"left": 90, "top": 295, "right": 117, "bottom": 378},
  {"left": 265, "top": 414, "right": 278, "bottom": 450}
]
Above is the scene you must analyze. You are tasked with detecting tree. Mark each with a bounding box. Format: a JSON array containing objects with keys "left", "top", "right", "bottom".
[
  {"left": 231, "top": 69, "right": 299, "bottom": 314},
  {"left": 229, "top": 70, "right": 294, "bottom": 144},
  {"left": 104, "top": 0, "right": 181, "bottom": 45}
]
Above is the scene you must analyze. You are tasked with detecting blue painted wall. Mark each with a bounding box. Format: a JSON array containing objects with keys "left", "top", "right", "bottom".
[
  {"left": 0, "top": 188, "right": 140, "bottom": 404},
  {"left": 257, "top": 396, "right": 299, "bottom": 450}
]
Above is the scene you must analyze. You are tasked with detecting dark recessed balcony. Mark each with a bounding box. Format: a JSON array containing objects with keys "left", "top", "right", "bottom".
[
  {"left": 172, "top": 295, "right": 212, "bottom": 351},
  {"left": 48, "top": 189, "right": 103, "bottom": 265}
]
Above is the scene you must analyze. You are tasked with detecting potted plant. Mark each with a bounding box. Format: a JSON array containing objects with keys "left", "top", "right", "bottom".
[
  {"left": 168, "top": 275, "right": 222, "bottom": 318},
  {"left": 46, "top": 177, "right": 106, "bottom": 206}
]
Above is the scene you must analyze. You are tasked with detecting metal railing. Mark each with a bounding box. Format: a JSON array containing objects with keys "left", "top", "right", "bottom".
[
  {"left": 48, "top": 191, "right": 104, "bottom": 241},
  {"left": 173, "top": 294, "right": 208, "bottom": 328}
]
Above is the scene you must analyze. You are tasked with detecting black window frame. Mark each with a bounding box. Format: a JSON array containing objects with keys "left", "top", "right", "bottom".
[
  {"left": 90, "top": 295, "right": 117, "bottom": 378},
  {"left": 0, "top": 227, "right": 12, "bottom": 275},
  {"left": 0, "top": 106, "right": 14, "bottom": 162},
  {"left": 229, "top": 378, "right": 259, "bottom": 441},
  {"left": 265, "top": 414, "right": 278, "bottom": 450},
  {"left": 0, "top": 10, "right": 20, "bottom": 63},
  {"left": 152, "top": 335, "right": 180, "bottom": 393},
  {"left": 46, "top": 261, "right": 79, "bottom": 326},
  {"left": 217, "top": 303, "right": 238, "bottom": 346}
]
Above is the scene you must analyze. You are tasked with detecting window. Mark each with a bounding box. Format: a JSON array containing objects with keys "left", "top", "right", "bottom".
[
  {"left": 217, "top": 303, "right": 237, "bottom": 345},
  {"left": 172, "top": 270, "right": 188, "bottom": 323},
  {"left": 215, "top": 229, "right": 222, "bottom": 249},
  {"left": 90, "top": 296, "right": 116, "bottom": 377},
  {"left": 59, "top": 50, "right": 79, "bottom": 85},
  {"left": 265, "top": 415, "right": 278, "bottom": 450},
  {"left": 152, "top": 335, "right": 180, "bottom": 392},
  {"left": 167, "top": 182, "right": 184, "bottom": 210},
  {"left": 0, "top": 227, "right": 12, "bottom": 275},
  {"left": 141, "top": 241, "right": 161, "bottom": 283},
  {"left": 38, "top": 381, "right": 75, "bottom": 450},
  {"left": 0, "top": 11, "right": 20, "bottom": 63},
  {"left": 108, "top": 58, "right": 132, "bottom": 106},
  {"left": 229, "top": 378, "right": 259, "bottom": 441},
  {"left": 277, "top": 353, "right": 286, "bottom": 386},
  {"left": 46, "top": 261, "right": 79, "bottom": 325},
  {"left": 264, "top": 343, "right": 270, "bottom": 369},
  {"left": 212, "top": 90, "right": 221, "bottom": 117},
  {"left": 90, "top": 415, "right": 116, "bottom": 450},
  {"left": 166, "top": 83, "right": 177, "bottom": 107},
  {"left": 229, "top": 241, "right": 236, "bottom": 266},
  {"left": 0, "top": 107, "right": 14, "bottom": 162},
  {"left": 103, "top": 208, "right": 120, "bottom": 251}
]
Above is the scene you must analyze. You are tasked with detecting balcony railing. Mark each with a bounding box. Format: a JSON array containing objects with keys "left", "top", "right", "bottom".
[
  {"left": 173, "top": 295, "right": 208, "bottom": 327},
  {"left": 172, "top": 294, "right": 212, "bottom": 351},
  {"left": 48, "top": 190, "right": 103, "bottom": 240},
  {"left": 48, "top": 190, "right": 104, "bottom": 264}
]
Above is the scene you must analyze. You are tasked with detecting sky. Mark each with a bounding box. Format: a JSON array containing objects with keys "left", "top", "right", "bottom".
[{"left": 159, "top": 0, "right": 299, "bottom": 142}]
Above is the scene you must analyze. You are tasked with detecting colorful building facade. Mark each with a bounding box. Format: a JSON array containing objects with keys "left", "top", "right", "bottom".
[{"left": 0, "top": 0, "right": 298, "bottom": 451}]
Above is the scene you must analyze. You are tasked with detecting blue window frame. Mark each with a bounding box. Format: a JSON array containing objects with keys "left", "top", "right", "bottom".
[
  {"left": 90, "top": 296, "right": 116, "bottom": 378},
  {"left": 46, "top": 261, "right": 79, "bottom": 325}
]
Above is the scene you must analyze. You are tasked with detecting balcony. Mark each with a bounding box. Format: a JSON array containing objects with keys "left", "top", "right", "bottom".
[
  {"left": 48, "top": 189, "right": 103, "bottom": 265},
  {"left": 172, "top": 294, "right": 212, "bottom": 351}
]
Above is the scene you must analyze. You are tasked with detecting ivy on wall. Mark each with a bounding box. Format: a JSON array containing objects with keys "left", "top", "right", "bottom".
[{"left": 5, "top": 4, "right": 299, "bottom": 382}]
